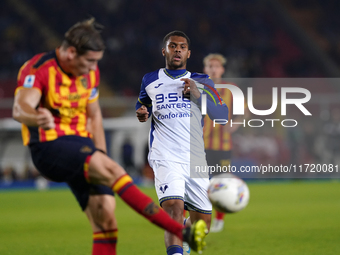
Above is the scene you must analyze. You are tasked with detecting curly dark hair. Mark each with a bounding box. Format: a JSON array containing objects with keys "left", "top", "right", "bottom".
[{"left": 163, "top": 30, "right": 190, "bottom": 49}]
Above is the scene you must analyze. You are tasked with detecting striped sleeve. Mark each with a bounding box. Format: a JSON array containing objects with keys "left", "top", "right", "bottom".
[
  {"left": 16, "top": 54, "right": 46, "bottom": 95},
  {"left": 94, "top": 66, "right": 100, "bottom": 87},
  {"left": 88, "top": 68, "right": 100, "bottom": 103}
]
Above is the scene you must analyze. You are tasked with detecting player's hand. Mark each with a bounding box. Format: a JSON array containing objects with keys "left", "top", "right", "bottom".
[
  {"left": 181, "top": 78, "right": 201, "bottom": 99},
  {"left": 37, "top": 107, "right": 55, "bottom": 130},
  {"left": 136, "top": 105, "right": 149, "bottom": 122}
]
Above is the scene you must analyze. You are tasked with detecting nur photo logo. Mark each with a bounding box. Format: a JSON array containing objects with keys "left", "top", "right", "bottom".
[{"left": 200, "top": 83, "right": 312, "bottom": 128}]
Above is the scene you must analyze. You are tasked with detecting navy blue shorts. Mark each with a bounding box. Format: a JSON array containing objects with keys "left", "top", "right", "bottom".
[{"left": 29, "top": 135, "right": 114, "bottom": 211}]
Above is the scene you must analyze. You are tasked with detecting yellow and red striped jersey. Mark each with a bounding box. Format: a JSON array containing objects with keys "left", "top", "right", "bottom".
[
  {"left": 204, "top": 87, "right": 233, "bottom": 151},
  {"left": 15, "top": 49, "right": 100, "bottom": 145}
]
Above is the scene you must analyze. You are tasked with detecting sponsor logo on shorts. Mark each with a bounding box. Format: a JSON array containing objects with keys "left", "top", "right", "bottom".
[
  {"left": 159, "top": 184, "right": 168, "bottom": 194},
  {"left": 80, "top": 146, "right": 93, "bottom": 153}
]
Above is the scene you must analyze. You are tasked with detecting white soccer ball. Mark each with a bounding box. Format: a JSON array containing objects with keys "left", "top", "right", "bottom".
[{"left": 208, "top": 173, "right": 250, "bottom": 213}]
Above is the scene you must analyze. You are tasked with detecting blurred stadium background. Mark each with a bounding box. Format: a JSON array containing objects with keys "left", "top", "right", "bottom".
[
  {"left": 1, "top": 0, "right": 340, "bottom": 184},
  {"left": 0, "top": 0, "right": 340, "bottom": 254}
]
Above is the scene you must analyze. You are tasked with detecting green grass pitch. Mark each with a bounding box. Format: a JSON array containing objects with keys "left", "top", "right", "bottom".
[{"left": 0, "top": 181, "right": 339, "bottom": 255}]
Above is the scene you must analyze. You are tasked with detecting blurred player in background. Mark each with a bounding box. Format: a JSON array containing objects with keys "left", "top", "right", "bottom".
[
  {"left": 136, "top": 31, "right": 229, "bottom": 255},
  {"left": 203, "top": 53, "right": 248, "bottom": 232},
  {"left": 13, "top": 19, "right": 204, "bottom": 255}
]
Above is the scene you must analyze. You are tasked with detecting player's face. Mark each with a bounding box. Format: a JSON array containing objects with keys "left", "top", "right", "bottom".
[
  {"left": 162, "top": 36, "right": 191, "bottom": 70},
  {"left": 204, "top": 59, "right": 225, "bottom": 79},
  {"left": 71, "top": 50, "right": 104, "bottom": 76}
]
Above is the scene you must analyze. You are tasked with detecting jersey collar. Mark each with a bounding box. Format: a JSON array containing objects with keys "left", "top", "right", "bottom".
[{"left": 164, "top": 68, "right": 188, "bottom": 79}]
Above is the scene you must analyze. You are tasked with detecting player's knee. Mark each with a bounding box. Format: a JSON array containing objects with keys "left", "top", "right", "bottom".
[
  {"left": 89, "top": 154, "right": 126, "bottom": 186},
  {"left": 100, "top": 217, "right": 116, "bottom": 230},
  {"left": 103, "top": 159, "right": 126, "bottom": 185},
  {"left": 94, "top": 215, "right": 116, "bottom": 230},
  {"left": 108, "top": 160, "right": 126, "bottom": 179},
  {"left": 162, "top": 202, "right": 184, "bottom": 221},
  {"left": 93, "top": 203, "right": 117, "bottom": 230}
]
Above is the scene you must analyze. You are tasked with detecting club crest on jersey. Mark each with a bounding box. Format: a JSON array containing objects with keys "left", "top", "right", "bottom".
[
  {"left": 23, "top": 75, "right": 35, "bottom": 88},
  {"left": 80, "top": 78, "right": 88, "bottom": 88},
  {"left": 159, "top": 184, "right": 168, "bottom": 194}
]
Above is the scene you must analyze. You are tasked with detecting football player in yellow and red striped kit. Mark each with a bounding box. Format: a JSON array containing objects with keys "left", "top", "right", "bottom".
[
  {"left": 203, "top": 53, "right": 248, "bottom": 232},
  {"left": 13, "top": 18, "right": 207, "bottom": 254}
]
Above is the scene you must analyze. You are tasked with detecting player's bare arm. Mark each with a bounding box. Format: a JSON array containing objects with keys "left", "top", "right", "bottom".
[
  {"left": 180, "top": 78, "right": 201, "bottom": 99},
  {"left": 136, "top": 105, "right": 149, "bottom": 122},
  {"left": 86, "top": 100, "right": 107, "bottom": 153},
  {"left": 13, "top": 88, "right": 55, "bottom": 130}
]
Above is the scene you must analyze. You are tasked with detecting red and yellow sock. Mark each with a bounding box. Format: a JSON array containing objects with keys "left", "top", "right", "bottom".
[
  {"left": 112, "top": 174, "right": 184, "bottom": 239},
  {"left": 216, "top": 211, "right": 225, "bottom": 220},
  {"left": 92, "top": 229, "right": 117, "bottom": 255}
]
